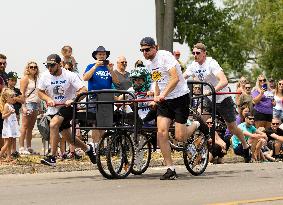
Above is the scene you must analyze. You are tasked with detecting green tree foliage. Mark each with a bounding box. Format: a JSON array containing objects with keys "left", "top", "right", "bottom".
[
  {"left": 224, "top": 0, "right": 283, "bottom": 80},
  {"left": 174, "top": 0, "right": 251, "bottom": 77}
]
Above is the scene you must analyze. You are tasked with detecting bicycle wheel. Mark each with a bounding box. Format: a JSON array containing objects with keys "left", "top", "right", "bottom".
[
  {"left": 96, "top": 132, "right": 114, "bottom": 179},
  {"left": 107, "top": 132, "right": 134, "bottom": 179},
  {"left": 183, "top": 130, "right": 209, "bottom": 176},
  {"left": 131, "top": 134, "right": 152, "bottom": 175}
]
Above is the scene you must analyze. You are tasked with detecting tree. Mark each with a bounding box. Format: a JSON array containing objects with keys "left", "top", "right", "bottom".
[
  {"left": 155, "top": 0, "right": 175, "bottom": 52},
  {"left": 174, "top": 0, "right": 251, "bottom": 78},
  {"left": 224, "top": 0, "right": 283, "bottom": 80}
]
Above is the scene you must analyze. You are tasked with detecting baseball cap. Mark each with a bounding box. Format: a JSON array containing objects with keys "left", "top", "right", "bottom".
[
  {"left": 45, "top": 54, "right": 61, "bottom": 64},
  {"left": 7, "top": 72, "right": 19, "bottom": 80},
  {"left": 140, "top": 37, "right": 156, "bottom": 46}
]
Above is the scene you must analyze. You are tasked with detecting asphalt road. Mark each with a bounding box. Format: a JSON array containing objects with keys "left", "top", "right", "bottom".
[{"left": 0, "top": 162, "right": 282, "bottom": 205}]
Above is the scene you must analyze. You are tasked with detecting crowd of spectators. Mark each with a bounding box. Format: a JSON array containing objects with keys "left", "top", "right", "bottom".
[{"left": 0, "top": 46, "right": 282, "bottom": 166}]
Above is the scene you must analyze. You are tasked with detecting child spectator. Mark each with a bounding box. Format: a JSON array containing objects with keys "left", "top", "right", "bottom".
[
  {"left": 0, "top": 88, "right": 20, "bottom": 162},
  {"left": 61, "top": 45, "right": 78, "bottom": 72},
  {"left": 7, "top": 72, "right": 24, "bottom": 158}
]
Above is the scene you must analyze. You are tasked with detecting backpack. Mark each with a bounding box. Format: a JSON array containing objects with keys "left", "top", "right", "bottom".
[{"left": 37, "top": 115, "right": 51, "bottom": 141}]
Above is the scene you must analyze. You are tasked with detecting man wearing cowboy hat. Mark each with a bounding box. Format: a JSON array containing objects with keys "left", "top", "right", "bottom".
[{"left": 83, "top": 46, "right": 119, "bottom": 147}]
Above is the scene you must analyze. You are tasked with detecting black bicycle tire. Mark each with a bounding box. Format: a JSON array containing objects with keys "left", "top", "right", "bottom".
[
  {"left": 131, "top": 134, "right": 152, "bottom": 175},
  {"left": 96, "top": 132, "right": 114, "bottom": 179},
  {"left": 107, "top": 133, "right": 134, "bottom": 179}
]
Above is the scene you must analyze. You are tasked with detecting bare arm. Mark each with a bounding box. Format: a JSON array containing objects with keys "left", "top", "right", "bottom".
[
  {"left": 215, "top": 71, "right": 228, "bottom": 92},
  {"left": 19, "top": 76, "right": 29, "bottom": 103},
  {"left": 2, "top": 104, "right": 13, "bottom": 119},
  {"left": 252, "top": 88, "right": 265, "bottom": 104},
  {"left": 270, "top": 133, "right": 283, "bottom": 142},
  {"left": 160, "top": 67, "right": 179, "bottom": 98}
]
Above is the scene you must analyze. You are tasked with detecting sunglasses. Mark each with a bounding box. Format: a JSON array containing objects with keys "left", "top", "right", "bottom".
[
  {"left": 192, "top": 51, "right": 201, "bottom": 55},
  {"left": 259, "top": 79, "right": 266, "bottom": 82},
  {"left": 245, "top": 87, "right": 251, "bottom": 89},
  {"left": 0, "top": 62, "right": 6, "bottom": 66},
  {"left": 120, "top": 61, "right": 127, "bottom": 64},
  {"left": 248, "top": 117, "right": 254, "bottom": 120},
  {"left": 206, "top": 122, "right": 213, "bottom": 124},
  {"left": 29, "top": 66, "right": 38, "bottom": 69},
  {"left": 140, "top": 47, "right": 152, "bottom": 52},
  {"left": 45, "top": 63, "right": 57, "bottom": 68},
  {"left": 272, "top": 123, "right": 279, "bottom": 125}
]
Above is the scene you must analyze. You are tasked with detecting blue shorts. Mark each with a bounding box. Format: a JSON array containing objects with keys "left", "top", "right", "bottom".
[{"left": 25, "top": 102, "right": 39, "bottom": 115}]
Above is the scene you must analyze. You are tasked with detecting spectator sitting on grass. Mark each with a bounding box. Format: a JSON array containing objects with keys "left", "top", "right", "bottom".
[
  {"left": 265, "top": 118, "right": 283, "bottom": 160},
  {"left": 232, "top": 112, "right": 267, "bottom": 162}
]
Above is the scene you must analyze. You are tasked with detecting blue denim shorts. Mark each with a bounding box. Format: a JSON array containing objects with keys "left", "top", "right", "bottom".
[
  {"left": 26, "top": 102, "right": 39, "bottom": 113},
  {"left": 273, "top": 108, "right": 283, "bottom": 121}
]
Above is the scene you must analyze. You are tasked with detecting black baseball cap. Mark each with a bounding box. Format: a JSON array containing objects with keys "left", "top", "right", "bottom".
[
  {"left": 7, "top": 72, "right": 19, "bottom": 80},
  {"left": 140, "top": 37, "right": 156, "bottom": 46},
  {"left": 45, "top": 54, "right": 61, "bottom": 64}
]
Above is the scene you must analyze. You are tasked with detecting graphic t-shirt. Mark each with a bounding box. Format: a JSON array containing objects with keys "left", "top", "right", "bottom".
[
  {"left": 84, "top": 64, "right": 112, "bottom": 91},
  {"left": 232, "top": 122, "right": 256, "bottom": 149},
  {"left": 146, "top": 50, "right": 189, "bottom": 99},
  {"left": 38, "top": 69, "right": 84, "bottom": 115},
  {"left": 185, "top": 57, "right": 229, "bottom": 103}
]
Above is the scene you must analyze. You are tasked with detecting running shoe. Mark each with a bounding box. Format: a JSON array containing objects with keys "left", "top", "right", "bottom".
[
  {"left": 86, "top": 143, "right": 97, "bottom": 164},
  {"left": 41, "top": 155, "right": 56, "bottom": 167},
  {"left": 160, "top": 168, "right": 178, "bottom": 180}
]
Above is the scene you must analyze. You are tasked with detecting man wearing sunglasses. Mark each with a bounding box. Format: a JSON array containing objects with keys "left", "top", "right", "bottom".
[
  {"left": 265, "top": 118, "right": 283, "bottom": 160},
  {"left": 38, "top": 54, "right": 96, "bottom": 167},
  {"left": 239, "top": 82, "right": 253, "bottom": 113},
  {"left": 139, "top": 37, "right": 209, "bottom": 180},
  {"left": 184, "top": 43, "right": 252, "bottom": 163},
  {"left": 232, "top": 113, "right": 267, "bottom": 161}
]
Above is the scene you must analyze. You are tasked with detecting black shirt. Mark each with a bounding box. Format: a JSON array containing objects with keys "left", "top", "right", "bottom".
[
  {"left": 266, "top": 127, "right": 283, "bottom": 141},
  {"left": 12, "top": 87, "right": 22, "bottom": 115}
]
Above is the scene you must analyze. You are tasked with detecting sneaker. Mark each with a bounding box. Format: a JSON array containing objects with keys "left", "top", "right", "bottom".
[
  {"left": 41, "top": 155, "right": 56, "bottom": 167},
  {"left": 11, "top": 151, "right": 20, "bottom": 159},
  {"left": 243, "top": 146, "right": 251, "bottom": 163},
  {"left": 194, "top": 115, "right": 210, "bottom": 136},
  {"left": 160, "top": 168, "right": 178, "bottom": 180},
  {"left": 19, "top": 147, "right": 30, "bottom": 155},
  {"left": 86, "top": 143, "right": 97, "bottom": 164}
]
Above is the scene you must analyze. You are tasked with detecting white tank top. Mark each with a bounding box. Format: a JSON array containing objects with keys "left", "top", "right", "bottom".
[
  {"left": 25, "top": 78, "right": 39, "bottom": 103},
  {"left": 2, "top": 104, "right": 19, "bottom": 138},
  {"left": 274, "top": 95, "right": 283, "bottom": 110}
]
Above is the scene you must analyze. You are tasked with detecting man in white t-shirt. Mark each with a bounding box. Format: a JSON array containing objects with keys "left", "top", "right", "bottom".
[
  {"left": 38, "top": 54, "right": 96, "bottom": 167},
  {"left": 140, "top": 37, "right": 209, "bottom": 180},
  {"left": 184, "top": 43, "right": 251, "bottom": 162}
]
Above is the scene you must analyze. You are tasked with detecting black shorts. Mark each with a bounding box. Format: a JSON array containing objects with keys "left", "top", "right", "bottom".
[
  {"left": 49, "top": 106, "right": 73, "bottom": 132},
  {"left": 157, "top": 93, "right": 190, "bottom": 124},
  {"left": 233, "top": 144, "right": 244, "bottom": 157},
  {"left": 204, "top": 96, "right": 236, "bottom": 123},
  {"left": 253, "top": 109, "right": 273, "bottom": 122}
]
